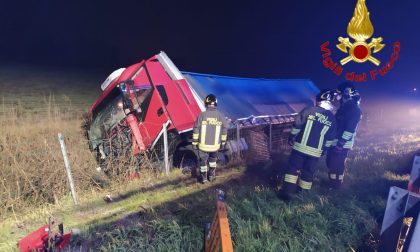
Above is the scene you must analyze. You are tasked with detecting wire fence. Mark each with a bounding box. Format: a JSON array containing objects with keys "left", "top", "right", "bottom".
[
  {"left": 227, "top": 115, "right": 295, "bottom": 166},
  {"left": 148, "top": 115, "right": 296, "bottom": 173}
]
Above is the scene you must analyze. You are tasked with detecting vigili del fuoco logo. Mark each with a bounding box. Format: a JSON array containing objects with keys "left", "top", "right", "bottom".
[{"left": 320, "top": 0, "right": 400, "bottom": 82}]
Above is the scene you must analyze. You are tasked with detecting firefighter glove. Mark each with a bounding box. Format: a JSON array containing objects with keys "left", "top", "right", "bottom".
[
  {"left": 335, "top": 139, "right": 346, "bottom": 152},
  {"left": 334, "top": 145, "right": 343, "bottom": 153}
]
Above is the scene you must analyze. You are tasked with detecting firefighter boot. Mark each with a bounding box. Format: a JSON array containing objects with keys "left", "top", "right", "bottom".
[
  {"left": 278, "top": 182, "right": 298, "bottom": 201},
  {"left": 200, "top": 172, "right": 208, "bottom": 184},
  {"left": 208, "top": 168, "right": 216, "bottom": 182},
  {"left": 328, "top": 173, "right": 343, "bottom": 190},
  {"left": 279, "top": 173, "right": 299, "bottom": 201},
  {"left": 329, "top": 179, "right": 342, "bottom": 190}
]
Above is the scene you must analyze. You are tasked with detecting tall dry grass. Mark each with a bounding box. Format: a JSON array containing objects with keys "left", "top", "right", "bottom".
[
  {"left": 0, "top": 99, "right": 101, "bottom": 218},
  {"left": 0, "top": 94, "right": 164, "bottom": 218}
]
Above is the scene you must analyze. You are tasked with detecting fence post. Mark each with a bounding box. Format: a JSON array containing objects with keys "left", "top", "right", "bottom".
[
  {"left": 163, "top": 123, "right": 170, "bottom": 175},
  {"left": 58, "top": 133, "right": 78, "bottom": 205},
  {"left": 236, "top": 124, "right": 240, "bottom": 158},
  {"left": 269, "top": 124, "right": 272, "bottom": 153}
]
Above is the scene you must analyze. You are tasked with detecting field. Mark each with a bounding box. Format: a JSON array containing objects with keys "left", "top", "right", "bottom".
[{"left": 1, "top": 66, "right": 420, "bottom": 251}]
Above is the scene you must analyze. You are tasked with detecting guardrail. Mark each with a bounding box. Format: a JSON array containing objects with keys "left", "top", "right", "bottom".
[{"left": 379, "top": 155, "right": 420, "bottom": 251}]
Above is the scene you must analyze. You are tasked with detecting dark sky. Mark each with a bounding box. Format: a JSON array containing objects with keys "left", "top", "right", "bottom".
[{"left": 1, "top": 0, "right": 419, "bottom": 93}]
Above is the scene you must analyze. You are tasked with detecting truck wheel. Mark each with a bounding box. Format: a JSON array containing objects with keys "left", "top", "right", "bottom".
[{"left": 173, "top": 149, "right": 198, "bottom": 177}]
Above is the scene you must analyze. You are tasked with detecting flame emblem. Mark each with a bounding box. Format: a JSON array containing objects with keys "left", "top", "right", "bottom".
[{"left": 336, "top": 0, "right": 385, "bottom": 66}]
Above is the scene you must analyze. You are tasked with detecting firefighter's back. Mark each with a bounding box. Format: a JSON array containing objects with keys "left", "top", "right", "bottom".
[
  {"left": 196, "top": 107, "right": 227, "bottom": 152},
  {"left": 293, "top": 106, "right": 336, "bottom": 158}
]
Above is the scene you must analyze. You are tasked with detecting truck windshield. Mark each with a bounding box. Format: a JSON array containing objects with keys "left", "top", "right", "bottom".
[{"left": 89, "top": 89, "right": 126, "bottom": 149}]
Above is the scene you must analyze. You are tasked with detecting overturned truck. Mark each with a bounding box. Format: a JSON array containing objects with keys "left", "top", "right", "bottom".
[{"left": 84, "top": 52, "right": 318, "bottom": 171}]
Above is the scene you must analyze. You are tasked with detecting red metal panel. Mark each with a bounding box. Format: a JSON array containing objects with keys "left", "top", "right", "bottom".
[
  {"left": 17, "top": 224, "right": 71, "bottom": 252},
  {"left": 90, "top": 61, "right": 144, "bottom": 113},
  {"left": 177, "top": 79, "right": 202, "bottom": 113},
  {"left": 117, "top": 62, "right": 143, "bottom": 83},
  {"left": 126, "top": 114, "right": 146, "bottom": 154},
  {"left": 132, "top": 65, "right": 150, "bottom": 87},
  {"left": 138, "top": 89, "right": 169, "bottom": 148},
  {"left": 18, "top": 224, "right": 49, "bottom": 252},
  {"left": 145, "top": 59, "right": 200, "bottom": 132}
]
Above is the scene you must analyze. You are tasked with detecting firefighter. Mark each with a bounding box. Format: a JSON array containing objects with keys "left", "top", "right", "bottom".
[
  {"left": 327, "top": 82, "right": 362, "bottom": 189},
  {"left": 192, "top": 94, "right": 228, "bottom": 183},
  {"left": 279, "top": 89, "right": 337, "bottom": 200}
]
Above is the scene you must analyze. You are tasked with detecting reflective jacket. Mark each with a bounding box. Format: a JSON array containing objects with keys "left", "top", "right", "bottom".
[
  {"left": 290, "top": 106, "right": 337, "bottom": 158},
  {"left": 332, "top": 99, "right": 362, "bottom": 149},
  {"left": 192, "top": 107, "right": 228, "bottom": 152}
]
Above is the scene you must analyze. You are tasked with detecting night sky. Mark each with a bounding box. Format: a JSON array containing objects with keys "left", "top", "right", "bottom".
[{"left": 1, "top": 0, "right": 419, "bottom": 94}]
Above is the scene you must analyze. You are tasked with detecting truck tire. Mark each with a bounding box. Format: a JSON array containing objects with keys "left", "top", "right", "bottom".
[{"left": 174, "top": 149, "right": 198, "bottom": 176}]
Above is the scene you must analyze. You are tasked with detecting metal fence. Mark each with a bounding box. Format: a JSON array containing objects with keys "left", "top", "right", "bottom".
[
  {"left": 147, "top": 114, "right": 296, "bottom": 173},
  {"left": 226, "top": 114, "right": 295, "bottom": 165}
]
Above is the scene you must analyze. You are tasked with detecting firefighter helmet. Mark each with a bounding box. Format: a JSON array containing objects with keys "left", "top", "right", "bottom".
[
  {"left": 205, "top": 94, "right": 217, "bottom": 107},
  {"left": 316, "top": 89, "right": 335, "bottom": 102},
  {"left": 316, "top": 89, "right": 335, "bottom": 111},
  {"left": 337, "top": 82, "right": 359, "bottom": 100}
]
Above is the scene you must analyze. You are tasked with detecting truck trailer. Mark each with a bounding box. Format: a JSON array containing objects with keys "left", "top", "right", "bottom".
[{"left": 84, "top": 52, "right": 318, "bottom": 172}]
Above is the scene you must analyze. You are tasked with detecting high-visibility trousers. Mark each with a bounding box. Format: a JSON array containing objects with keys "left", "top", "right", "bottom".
[
  {"left": 198, "top": 150, "right": 218, "bottom": 174},
  {"left": 282, "top": 150, "right": 319, "bottom": 195},
  {"left": 326, "top": 148, "right": 349, "bottom": 188}
]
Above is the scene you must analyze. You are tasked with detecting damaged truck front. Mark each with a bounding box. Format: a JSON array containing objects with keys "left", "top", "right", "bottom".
[{"left": 85, "top": 51, "right": 318, "bottom": 172}]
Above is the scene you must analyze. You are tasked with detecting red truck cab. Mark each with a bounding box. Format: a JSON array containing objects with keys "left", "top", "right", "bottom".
[{"left": 87, "top": 52, "right": 203, "bottom": 164}]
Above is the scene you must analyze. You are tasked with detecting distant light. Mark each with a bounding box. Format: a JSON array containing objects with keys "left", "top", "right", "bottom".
[{"left": 414, "top": 88, "right": 417, "bottom": 92}]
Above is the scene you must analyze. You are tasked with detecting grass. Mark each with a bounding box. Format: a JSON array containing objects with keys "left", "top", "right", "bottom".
[{"left": 1, "top": 66, "right": 420, "bottom": 251}]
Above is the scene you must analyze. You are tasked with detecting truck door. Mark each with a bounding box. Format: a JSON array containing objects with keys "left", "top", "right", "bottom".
[
  {"left": 131, "top": 66, "right": 170, "bottom": 149},
  {"left": 144, "top": 59, "right": 202, "bottom": 133}
]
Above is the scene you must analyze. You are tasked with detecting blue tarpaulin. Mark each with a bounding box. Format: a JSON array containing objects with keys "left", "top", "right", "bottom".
[{"left": 182, "top": 72, "right": 319, "bottom": 120}]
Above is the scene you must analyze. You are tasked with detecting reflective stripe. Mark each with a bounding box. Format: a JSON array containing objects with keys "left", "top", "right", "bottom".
[
  {"left": 301, "top": 120, "right": 313, "bottom": 145},
  {"left": 325, "top": 141, "right": 333, "bottom": 147},
  {"left": 221, "top": 134, "right": 227, "bottom": 141},
  {"left": 343, "top": 140, "right": 354, "bottom": 149},
  {"left": 298, "top": 179, "right": 312, "bottom": 190},
  {"left": 330, "top": 139, "right": 338, "bottom": 146},
  {"left": 291, "top": 128, "right": 301, "bottom": 135},
  {"left": 192, "top": 142, "right": 198, "bottom": 145},
  {"left": 214, "top": 125, "right": 221, "bottom": 146},
  {"left": 293, "top": 142, "right": 322, "bottom": 157},
  {"left": 198, "top": 144, "right": 220, "bottom": 152},
  {"left": 200, "top": 125, "right": 207, "bottom": 145},
  {"left": 284, "top": 174, "right": 298, "bottom": 184},
  {"left": 200, "top": 166, "right": 208, "bottom": 172},
  {"left": 330, "top": 174, "right": 344, "bottom": 181},
  {"left": 192, "top": 133, "right": 199, "bottom": 140},
  {"left": 318, "top": 125, "right": 330, "bottom": 150},
  {"left": 342, "top": 131, "right": 353, "bottom": 140},
  {"left": 209, "top": 162, "right": 217, "bottom": 168}
]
